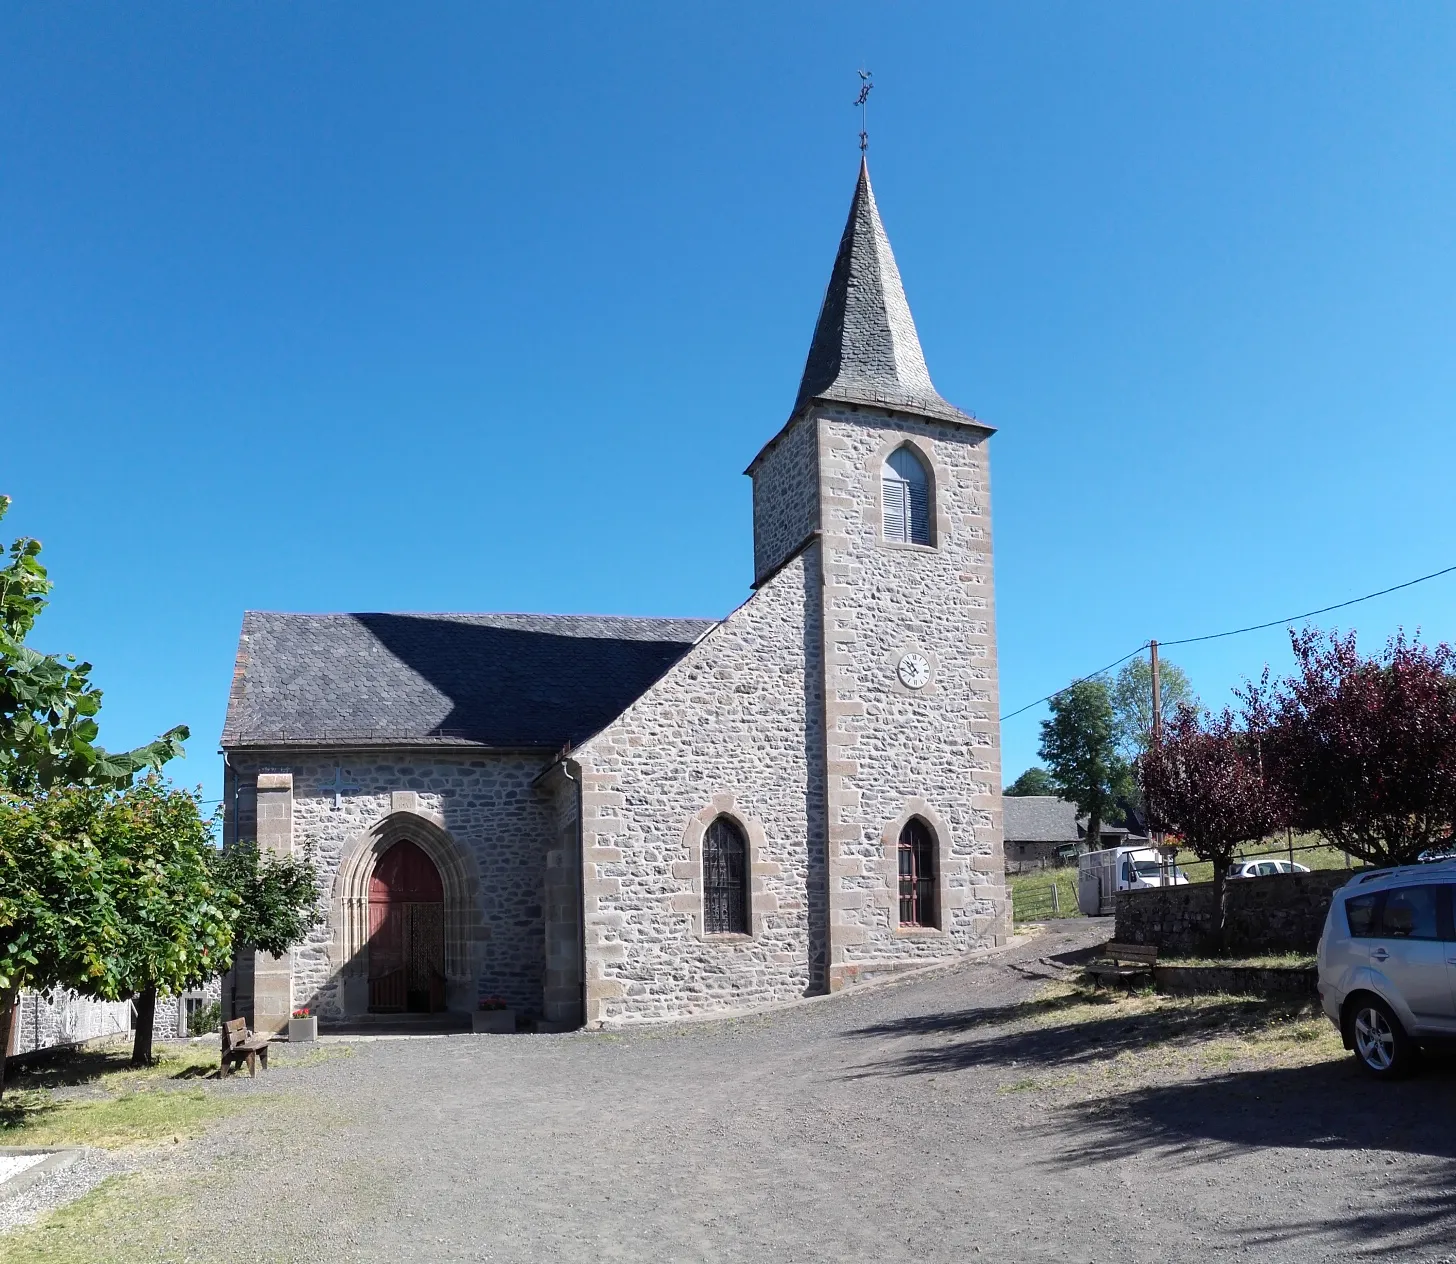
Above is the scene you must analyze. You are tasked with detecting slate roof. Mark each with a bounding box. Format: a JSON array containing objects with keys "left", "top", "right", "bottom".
[
  {"left": 221, "top": 611, "right": 717, "bottom": 750},
  {"left": 1002, "top": 796, "right": 1082, "bottom": 844},
  {"left": 793, "top": 159, "right": 978, "bottom": 427}
]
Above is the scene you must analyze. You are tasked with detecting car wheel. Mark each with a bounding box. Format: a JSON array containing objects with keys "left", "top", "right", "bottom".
[{"left": 1347, "top": 995, "right": 1415, "bottom": 1079}]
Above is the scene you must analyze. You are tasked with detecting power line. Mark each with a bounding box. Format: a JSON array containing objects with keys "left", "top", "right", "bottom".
[
  {"left": 1159, "top": 561, "right": 1456, "bottom": 648},
  {"left": 999, "top": 560, "right": 1456, "bottom": 723},
  {"left": 998, "top": 642, "right": 1149, "bottom": 723}
]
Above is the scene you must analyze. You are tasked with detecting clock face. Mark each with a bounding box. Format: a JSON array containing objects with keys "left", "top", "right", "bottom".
[{"left": 897, "top": 652, "right": 931, "bottom": 689}]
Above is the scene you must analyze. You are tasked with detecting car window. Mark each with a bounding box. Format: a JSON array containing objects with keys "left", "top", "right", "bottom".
[
  {"left": 1257, "top": 861, "right": 1279, "bottom": 876},
  {"left": 1379, "top": 885, "right": 1441, "bottom": 940},
  {"left": 1346, "top": 893, "right": 1379, "bottom": 938}
]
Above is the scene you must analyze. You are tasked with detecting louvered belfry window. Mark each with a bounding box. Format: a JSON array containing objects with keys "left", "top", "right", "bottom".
[
  {"left": 882, "top": 445, "right": 932, "bottom": 545},
  {"left": 898, "top": 818, "right": 938, "bottom": 928},
  {"left": 703, "top": 816, "right": 749, "bottom": 935}
]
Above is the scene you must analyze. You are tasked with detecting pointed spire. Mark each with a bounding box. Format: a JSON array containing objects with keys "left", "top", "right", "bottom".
[{"left": 794, "top": 159, "right": 974, "bottom": 425}]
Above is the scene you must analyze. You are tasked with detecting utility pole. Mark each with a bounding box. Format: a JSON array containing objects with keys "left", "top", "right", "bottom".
[
  {"left": 1149, "top": 640, "right": 1168, "bottom": 882},
  {"left": 1150, "top": 639, "right": 1162, "bottom": 748}
]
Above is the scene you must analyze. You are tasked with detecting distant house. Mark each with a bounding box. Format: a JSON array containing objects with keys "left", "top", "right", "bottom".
[{"left": 1002, "top": 796, "right": 1140, "bottom": 872}]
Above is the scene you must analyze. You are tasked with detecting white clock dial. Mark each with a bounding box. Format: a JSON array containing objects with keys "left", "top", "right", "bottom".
[{"left": 897, "top": 653, "right": 931, "bottom": 689}]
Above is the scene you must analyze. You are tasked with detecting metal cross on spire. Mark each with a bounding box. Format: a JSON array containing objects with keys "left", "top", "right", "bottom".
[{"left": 856, "top": 68, "right": 874, "bottom": 154}]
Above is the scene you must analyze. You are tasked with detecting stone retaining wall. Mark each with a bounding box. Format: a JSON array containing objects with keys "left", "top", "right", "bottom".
[
  {"left": 1153, "top": 965, "right": 1316, "bottom": 997},
  {"left": 1115, "top": 869, "right": 1355, "bottom": 954}
]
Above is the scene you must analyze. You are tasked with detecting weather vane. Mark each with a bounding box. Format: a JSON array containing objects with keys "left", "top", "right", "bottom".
[{"left": 856, "top": 68, "right": 874, "bottom": 154}]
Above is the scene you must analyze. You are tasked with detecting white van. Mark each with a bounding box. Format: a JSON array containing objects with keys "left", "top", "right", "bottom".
[{"left": 1077, "top": 845, "right": 1190, "bottom": 917}]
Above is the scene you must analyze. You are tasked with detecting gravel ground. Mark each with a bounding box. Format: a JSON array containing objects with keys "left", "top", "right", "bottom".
[
  {"left": 10, "top": 922, "right": 1456, "bottom": 1262},
  {"left": 0, "top": 1149, "right": 125, "bottom": 1235}
]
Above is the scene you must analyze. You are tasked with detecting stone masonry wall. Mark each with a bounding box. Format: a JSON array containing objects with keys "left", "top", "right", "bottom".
[
  {"left": 749, "top": 413, "right": 821, "bottom": 584},
  {"left": 1115, "top": 870, "right": 1355, "bottom": 954},
  {"left": 225, "top": 752, "right": 555, "bottom": 1017},
  {"left": 573, "top": 549, "right": 823, "bottom": 1025},
  {"left": 816, "top": 406, "right": 1007, "bottom": 982}
]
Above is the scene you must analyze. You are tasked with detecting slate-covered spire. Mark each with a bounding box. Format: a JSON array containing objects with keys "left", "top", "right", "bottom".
[{"left": 794, "top": 159, "right": 974, "bottom": 424}]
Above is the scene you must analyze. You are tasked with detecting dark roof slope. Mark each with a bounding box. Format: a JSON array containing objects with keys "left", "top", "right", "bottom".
[
  {"left": 1002, "top": 796, "right": 1081, "bottom": 844},
  {"left": 221, "top": 611, "right": 716, "bottom": 750},
  {"left": 794, "top": 159, "right": 978, "bottom": 427}
]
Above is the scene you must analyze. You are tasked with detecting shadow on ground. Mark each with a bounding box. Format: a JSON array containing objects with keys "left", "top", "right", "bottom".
[
  {"left": 842, "top": 991, "right": 1309, "bottom": 1075},
  {"left": 1051, "top": 1059, "right": 1456, "bottom": 1255}
]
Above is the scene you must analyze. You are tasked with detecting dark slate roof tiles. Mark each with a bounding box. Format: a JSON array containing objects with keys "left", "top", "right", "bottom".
[
  {"left": 221, "top": 611, "right": 716, "bottom": 750},
  {"left": 794, "top": 159, "right": 977, "bottom": 427}
]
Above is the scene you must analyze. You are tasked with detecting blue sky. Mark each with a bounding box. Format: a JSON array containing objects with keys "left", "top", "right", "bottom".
[{"left": 4, "top": 3, "right": 1456, "bottom": 810}]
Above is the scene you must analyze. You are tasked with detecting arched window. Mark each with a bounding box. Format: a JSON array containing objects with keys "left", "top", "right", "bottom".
[
  {"left": 882, "top": 445, "right": 932, "bottom": 545},
  {"left": 703, "top": 816, "right": 749, "bottom": 935},
  {"left": 898, "top": 818, "right": 937, "bottom": 928}
]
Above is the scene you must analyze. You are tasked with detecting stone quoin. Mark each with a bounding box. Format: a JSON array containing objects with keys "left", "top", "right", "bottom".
[{"left": 219, "top": 158, "right": 1009, "bottom": 1033}]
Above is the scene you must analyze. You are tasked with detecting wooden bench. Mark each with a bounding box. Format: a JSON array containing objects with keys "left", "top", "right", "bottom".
[
  {"left": 220, "top": 1017, "right": 271, "bottom": 1078},
  {"left": 1085, "top": 942, "right": 1158, "bottom": 990}
]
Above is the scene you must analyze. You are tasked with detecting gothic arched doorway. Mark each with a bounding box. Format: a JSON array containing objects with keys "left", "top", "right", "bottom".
[{"left": 367, "top": 839, "right": 446, "bottom": 1013}]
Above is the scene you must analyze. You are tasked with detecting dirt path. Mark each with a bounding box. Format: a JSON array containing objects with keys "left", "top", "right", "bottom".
[{"left": 10, "top": 921, "right": 1456, "bottom": 1262}]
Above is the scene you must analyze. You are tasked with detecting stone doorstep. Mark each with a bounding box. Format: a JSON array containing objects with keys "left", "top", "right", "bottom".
[{"left": 0, "top": 1147, "right": 83, "bottom": 1202}]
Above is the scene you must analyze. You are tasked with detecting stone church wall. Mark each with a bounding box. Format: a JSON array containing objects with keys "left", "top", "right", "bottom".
[
  {"left": 749, "top": 412, "right": 820, "bottom": 583},
  {"left": 572, "top": 549, "right": 824, "bottom": 1025},
  {"left": 224, "top": 752, "right": 555, "bottom": 1017},
  {"left": 816, "top": 405, "right": 1008, "bottom": 983}
]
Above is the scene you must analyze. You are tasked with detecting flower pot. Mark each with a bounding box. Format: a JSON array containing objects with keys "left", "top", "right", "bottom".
[
  {"left": 288, "top": 1016, "right": 318, "bottom": 1043},
  {"left": 471, "top": 1009, "right": 516, "bottom": 1034}
]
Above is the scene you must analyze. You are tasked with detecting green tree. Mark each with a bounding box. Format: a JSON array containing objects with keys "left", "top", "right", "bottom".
[
  {"left": 1005, "top": 766, "right": 1059, "bottom": 797},
  {"left": 1111, "top": 655, "right": 1198, "bottom": 763},
  {"left": 1038, "top": 679, "right": 1127, "bottom": 852},
  {"left": 0, "top": 788, "right": 119, "bottom": 1097},
  {"left": 91, "top": 780, "right": 236, "bottom": 1065},
  {"left": 0, "top": 496, "right": 188, "bottom": 793},
  {"left": 210, "top": 839, "right": 323, "bottom": 1020}
]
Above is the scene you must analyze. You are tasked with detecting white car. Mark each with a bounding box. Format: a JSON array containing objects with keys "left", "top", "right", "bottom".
[
  {"left": 1228, "top": 857, "right": 1311, "bottom": 879},
  {"left": 1316, "top": 859, "right": 1456, "bottom": 1077}
]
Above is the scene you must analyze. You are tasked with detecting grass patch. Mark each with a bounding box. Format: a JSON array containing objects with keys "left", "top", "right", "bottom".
[
  {"left": 0, "top": 1173, "right": 185, "bottom": 1264},
  {"left": 995, "top": 979, "right": 1344, "bottom": 1098},
  {"left": 0, "top": 1043, "right": 247, "bottom": 1150},
  {"left": 1010, "top": 867, "right": 1082, "bottom": 921},
  {"left": 1158, "top": 951, "right": 1315, "bottom": 969}
]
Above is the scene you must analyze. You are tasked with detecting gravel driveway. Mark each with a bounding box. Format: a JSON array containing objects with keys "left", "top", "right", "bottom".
[{"left": 27, "top": 922, "right": 1456, "bottom": 1262}]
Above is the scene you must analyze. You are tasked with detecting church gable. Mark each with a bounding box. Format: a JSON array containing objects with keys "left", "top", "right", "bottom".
[{"left": 568, "top": 548, "right": 824, "bottom": 1023}]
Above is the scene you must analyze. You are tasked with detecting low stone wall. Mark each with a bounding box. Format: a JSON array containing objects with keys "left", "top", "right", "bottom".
[
  {"left": 1116, "top": 869, "right": 1355, "bottom": 954},
  {"left": 1153, "top": 965, "right": 1316, "bottom": 997}
]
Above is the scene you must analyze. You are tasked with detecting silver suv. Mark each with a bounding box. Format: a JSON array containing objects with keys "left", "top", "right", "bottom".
[{"left": 1317, "top": 859, "right": 1456, "bottom": 1078}]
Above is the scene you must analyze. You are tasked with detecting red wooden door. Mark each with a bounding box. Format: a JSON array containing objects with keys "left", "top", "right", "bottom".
[{"left": 367, "top": 841, "right": 445, "bottom": 1013}]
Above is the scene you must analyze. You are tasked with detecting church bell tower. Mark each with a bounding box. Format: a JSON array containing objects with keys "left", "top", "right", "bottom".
[{"left": 747, "top": 159, "right": 1007, "bottom": 992}]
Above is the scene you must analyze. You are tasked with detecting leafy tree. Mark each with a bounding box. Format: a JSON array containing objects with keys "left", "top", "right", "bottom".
[
  {"left": 1248, "top": 628, "right": 1456, "bottom": 867},
  {"left": 210, "top": 839, "right": 323, "bottom": 1020},
  {"left": 1111, "top": 655, "right": 1198, "bottom": 762},
  {"left": 1139, "top": 706, "right": 1282, "bottom": 952},
  {"left": 0, "top": 496, "right": 188, "bottom": 793},
  {"left": 0, "top": 787, "right": 120, "bottom": 1097},
  {"left": 90, "top": 780, "right": 236, "bottom": 1065},
  {"left": 1005, "top": 766, "right": 1059, "bottom": 797},
  {"left": 1038, "top": 680, "right": 1127, "bottom": 852}
]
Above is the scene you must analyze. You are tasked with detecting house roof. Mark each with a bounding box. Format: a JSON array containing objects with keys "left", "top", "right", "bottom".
[
  {"left": 220, "top": 611, "right": 716, "bottom": 750},
  {"left": 793, "top": 158, "right": 978, "bottom": 427},
  {"left": 1002, "top": 796, "right": 1082, "bottom": 844}
]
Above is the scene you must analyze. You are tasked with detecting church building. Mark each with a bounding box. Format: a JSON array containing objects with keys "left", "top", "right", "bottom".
[{"left": 220, "top": 159, "right": 1008, "bottom": 1032}]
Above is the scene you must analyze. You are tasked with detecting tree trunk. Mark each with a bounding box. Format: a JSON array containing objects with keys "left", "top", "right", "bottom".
[
  {"left": 131, "top": 983, "right": 157, "bottom": 1066},
  {"left": 0, "top": 988, "right": 16, "bottom": 1100},
  {"left": 1086, "top": 807, "right": 1102, "bottom": 851},
  {"left": 1208, "top": 858, "right": 1230, "bottom": 956}
]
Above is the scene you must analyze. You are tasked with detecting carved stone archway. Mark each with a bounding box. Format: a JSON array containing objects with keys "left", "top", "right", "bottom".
[{"left": 332, "top": 805, "right": 483, "bottom": 1015}]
